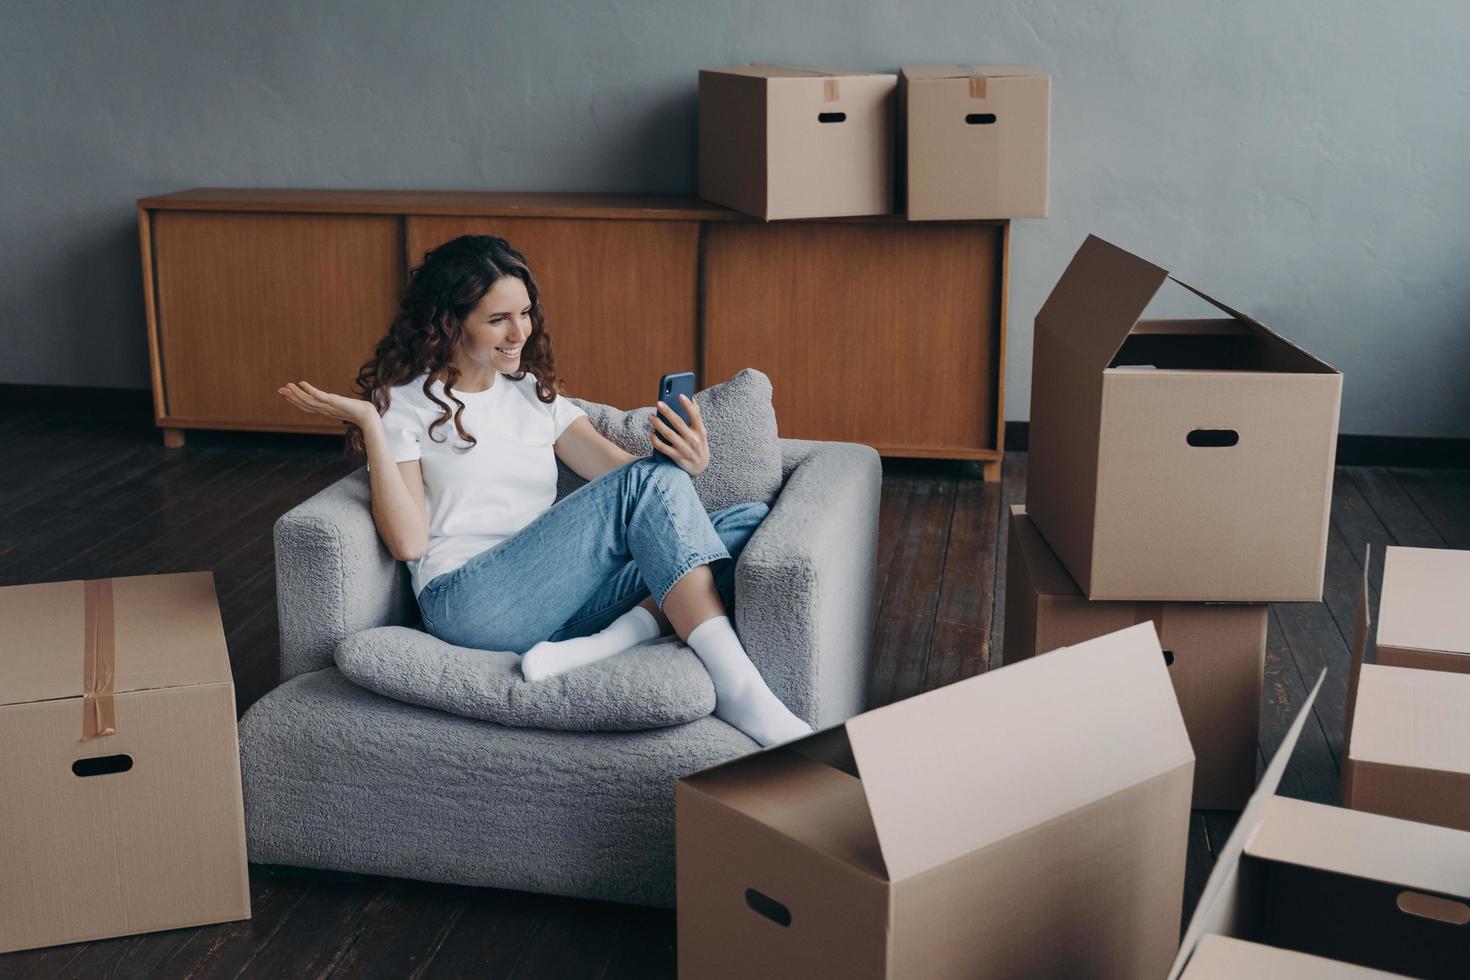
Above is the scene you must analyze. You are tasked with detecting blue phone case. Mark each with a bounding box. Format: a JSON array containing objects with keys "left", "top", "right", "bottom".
[{"left": 653, "top": 371, "right": 696, "bottom": 460}]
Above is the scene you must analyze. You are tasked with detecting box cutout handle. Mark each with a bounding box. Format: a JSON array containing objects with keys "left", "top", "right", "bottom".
[
  {"left": 965, "top": 113, "right": 997, "bottom": 125},
  {"left": 1397, "top": 891, "right": 1470, "bottom": 926},
  {"left": 1186, "top": 429, "right": 1240, "bottom": 448},
  {"left": 1162, "top": 650, "right": 1175, "bottom": 667},
  {"left": 72, "top": 754, "right": 133, "bottom": 777},
  {"left": 745, "top": 888, "right": 792, "bottom": 927},
  {"left": 817, "top": 112, "right": 846, "bottom": 124}
]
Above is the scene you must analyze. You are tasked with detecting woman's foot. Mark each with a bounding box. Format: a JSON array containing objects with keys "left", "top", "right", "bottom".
[
  {"left": 521, "top": 604, "right": 663, "bottom": 682},
  {"left": 686, "top": 615, "right": 813, "bottom": 748}
]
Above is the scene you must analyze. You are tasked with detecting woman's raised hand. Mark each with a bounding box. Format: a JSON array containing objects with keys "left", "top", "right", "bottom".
[
  {"left": 278, "top": 380, "right": 378, "bottom": 428},
  {"left": 649, "top": 394, "right": 710, "bottom": 477}
]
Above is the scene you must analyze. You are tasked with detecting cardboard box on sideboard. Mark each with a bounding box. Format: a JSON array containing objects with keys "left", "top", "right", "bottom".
[
  {"left": 1170, "top": 672, "right": 1470, "bottom": 979},
  {"left": 0, "top": 571, "right": 251, "bottom": 954},
  {"left": 698, "top": 63, "right": 897, "bottom": 220},
  {"left": 677, "top": 623, "right": 1195, "bottom": 979},
  {"left": 1026, "top": 234, "right": 1343, "bottom": 602},
  {"left": 899, "top": 64, "right": 1050, "bottom": 219},
  {"left": 1341, "top": 546, "right": 1470, "bottom": 832},
  {"left": 1003, "top": 505, "right": 1265, "bottom": 809}
]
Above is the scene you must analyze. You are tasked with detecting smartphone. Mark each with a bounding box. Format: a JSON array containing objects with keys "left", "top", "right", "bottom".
[{"left": 652, "top": 371, "right": 696, "bottom": 461}]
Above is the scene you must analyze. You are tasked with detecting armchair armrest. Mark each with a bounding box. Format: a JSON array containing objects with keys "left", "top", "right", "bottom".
[
  {"left": 274, "top": 469, "right": 418, "bottom": 682},
  {"left": 735, "top": 438, "right": 882, "bottom": 729}
]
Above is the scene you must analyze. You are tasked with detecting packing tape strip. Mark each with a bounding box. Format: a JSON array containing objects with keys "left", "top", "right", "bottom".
[
  {"left": 968, "top": 73, "right": 988, "bottom": 99},
  {"left": 823, "top": 78, "right": 839, "bottom": 102},
  {"left": 81, "top": 578, "right": 117, "bottom": 740}
]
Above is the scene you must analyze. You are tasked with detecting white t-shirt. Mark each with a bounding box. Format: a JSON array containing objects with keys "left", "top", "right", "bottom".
[{"left": 365, "top": 372, "right": 587, "bottom": 597}]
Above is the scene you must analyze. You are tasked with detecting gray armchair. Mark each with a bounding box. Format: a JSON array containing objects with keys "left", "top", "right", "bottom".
[{"left": 236, "top": 439, "right": 880, "bottom": 907}]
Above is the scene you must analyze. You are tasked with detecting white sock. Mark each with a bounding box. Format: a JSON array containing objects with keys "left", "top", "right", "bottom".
[
  {"left": 686, "top": 616, "right": 813, "bottom": 748},
  {"left": 521, "top": 605, "right": 663, "bottom": 682}
]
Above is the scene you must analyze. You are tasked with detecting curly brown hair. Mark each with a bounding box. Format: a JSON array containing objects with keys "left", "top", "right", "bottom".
[{"left": 345, "top": 235, "right": 560, "bottom": 460}]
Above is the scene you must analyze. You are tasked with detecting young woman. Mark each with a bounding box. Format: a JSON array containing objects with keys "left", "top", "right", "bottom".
[{"left": 278, "top": 235, "right": 811, "bottom": 748}]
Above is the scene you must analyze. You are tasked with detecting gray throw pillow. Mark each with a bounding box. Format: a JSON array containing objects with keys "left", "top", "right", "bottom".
[
  {"left": 555, "top": 368, "right": 782, "bottom": 512},
  {"left": 335, "top": 626, "right": 715, "bottom": 731}
]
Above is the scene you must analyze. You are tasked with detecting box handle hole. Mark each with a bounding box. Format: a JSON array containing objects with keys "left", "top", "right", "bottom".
[
  {"left": 1186, "top": 429, "right": 1239, "bottom": 448},
  {"left": 965, "top": 113, "right": 997, "bottom": 124},
  {"left": 1397, "top": 890, "right": 1470, "bottom": 926},
  {"left": 1162, "top": 650, "right": 1175, "bottom": 667},
  {"left": 817, "top": 112, "right": 846, "bottom": 124},
  {"left": 73, "top": 754, "right": 133, "bottom": 777},
  {"left": 745, "top": 887, "right": 792, "bottom": 927}
]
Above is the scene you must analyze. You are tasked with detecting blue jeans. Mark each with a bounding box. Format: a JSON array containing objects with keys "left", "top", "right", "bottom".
[{"left": 416, "top": 456, "right": 769, "bottom": 654}]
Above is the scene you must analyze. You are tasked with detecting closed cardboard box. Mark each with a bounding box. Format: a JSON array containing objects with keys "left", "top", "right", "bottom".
[
  {"left": 1375, "top": 545, "right": 1470, "bottom": 673},
  {"left": 0, "top": 571, "right": 251, "bottom": 954},
  {"left": 1170, "top": 672, "right": 1470, "bottom": 979},
  {"left": 698, "top": 64, "right": 896, "bottom": 220},
  {"left": 1004, "top": 505, "right": 1265, "bottom": 809},
  {"left": 1342, "top": 547, "right": 1470, "bottom": 832},
  {"left": 677, "top": 623, "right": 1194, "bottom": 979},
  {"left": 1027, "top": 234, "right": 1342, "bottom": 601},
  {"left": 900, "top": 64, "right": 1049, "bottom": 219}
]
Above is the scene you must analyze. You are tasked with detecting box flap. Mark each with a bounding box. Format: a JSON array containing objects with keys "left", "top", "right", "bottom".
[
  {"left": 1164, "top": 277, "right": 1338, "bottom": 372},
  {"left": 1009, "top": 505, "right": 1085, "bottom": 598},
  {"left": 1035, "top": 235, "right": 1170, "bottom": 370},
  {"left": 0, "top": 571, "right": 232, "bottom": 706},
  {"left": 1351, "top": 663, "right": 1470, "bottom": 774},
  {"left": 845, "top": 622, "right": 1194, "bottom": 881},
  {"left": 1378, "top": 546, "right": 1470, "bottom": 658},
  {"left": 1249, "top": 794, "right": 1470, "bottom": 900},
  {"left": 1168, "top": 670, "right": 1325, "bottom": 979}
]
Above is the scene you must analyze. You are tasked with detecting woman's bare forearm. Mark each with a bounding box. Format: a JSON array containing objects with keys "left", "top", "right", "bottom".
[{"left": 362, "top": 416, "right": 428, "bottom": 560}]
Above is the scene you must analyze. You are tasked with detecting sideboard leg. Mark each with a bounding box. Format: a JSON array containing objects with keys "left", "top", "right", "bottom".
[
  {"left": 981, "top": 459, "right": 1002, "bottom": 482},
  {"left": 162, "top": 428, "right": 186, "bottom": 449}
]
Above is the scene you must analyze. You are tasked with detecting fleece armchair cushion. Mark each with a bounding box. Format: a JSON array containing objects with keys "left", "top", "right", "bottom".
[
  {"left": 556, "top": 367, "right": 783, "bottom": 512},
  {"left": 334, "top": 626, "right": 715, "bottom": 731}
]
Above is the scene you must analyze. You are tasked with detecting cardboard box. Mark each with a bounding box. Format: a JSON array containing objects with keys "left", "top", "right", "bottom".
[
  {"left": 677, "top": 623, "right": 1195, "bottom": 979},
  {"left": 1375, "top": 545, "right": 1470, "bottom": 673},
  {"left": 1170, "top": 671, "right": 1470, "bottom": 979},
  {"left": 1342, "top": 547, "right": 1470, "bottom": 832},
  {"left": 899, "top": 64, "right": 1049, "bottom": 219},
  {"left": 0, "top": 571, "right": 251, "bottom": 953},
  {"left": 698, "top": 63, "right": 896, "bottom": 220},
  {"left": 1026, "top": 234, "right": 1343, "bottom": 602},
  {"left": 1003, "top": 505, "right": 1265, "bottom": 808}
]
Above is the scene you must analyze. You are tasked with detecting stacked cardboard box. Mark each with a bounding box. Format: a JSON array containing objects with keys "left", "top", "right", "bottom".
[
  {"left": 697, "top": 62, "right": 1050, "bottom": 220},
  {"left": 0, "top": 571, "right": 251, "bottom": 954},
  {"left": 1342, "top": 546, "right": 1470, "bottom": 832},
  {"left": 1015, "top": 233, "right": 1343, "bottom": 809},
  {"left": 1171, "top": 673, "right": 1470, "bottom": 978}
]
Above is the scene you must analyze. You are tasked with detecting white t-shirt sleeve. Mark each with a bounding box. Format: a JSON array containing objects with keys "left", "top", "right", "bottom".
[
  {"left": 366, "top": 392, "right": 422, "bottom": 472},
  {"left": 550, "top": 393, "right": 587, "bottom": 440}
]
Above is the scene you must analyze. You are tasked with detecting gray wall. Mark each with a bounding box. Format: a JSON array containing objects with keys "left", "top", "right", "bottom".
[{"left": 4, "top": 0, "right": 1467, "bottom": 436}]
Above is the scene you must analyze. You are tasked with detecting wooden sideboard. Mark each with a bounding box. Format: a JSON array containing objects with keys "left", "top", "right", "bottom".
[{"left": 137, "top": 189, "right": 1008, "bottom": 475}]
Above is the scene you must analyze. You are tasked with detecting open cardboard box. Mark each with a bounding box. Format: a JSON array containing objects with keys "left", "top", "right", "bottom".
[
  {"left": 1003, "top": 504, "right": 1265, "bottom": 809},
  {"left": 1026, "top": 234, "right": 1342, "bottom": 602},
  {"left": 677, "top": 623, "right": 1195, "bottom": 979},
  {"left": 1342, "top": 546, "right": 1470, "bottom": 832},
  {"left": 1373, "top": 546, "right": 1470, "bottom": 674},
  {"left": 0, "top": 571, "right": 251, "bottom": 953},
  {"left": 1170, "top": 671, "right": 1470, "bottom": 978},
  {"left": 899, "top": 64, "right": 1049, "bottom": 219},
  {"left": 698, "top": 63, "right": 896, "bottom": 220}
]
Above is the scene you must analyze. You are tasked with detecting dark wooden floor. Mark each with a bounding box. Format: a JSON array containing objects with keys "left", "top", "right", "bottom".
[{"left": 2, "top": 404, "right": 1467, "bottom": 979}]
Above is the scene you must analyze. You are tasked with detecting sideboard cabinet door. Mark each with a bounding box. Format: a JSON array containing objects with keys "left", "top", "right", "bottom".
[
  {"left": 703, "top": 221, "right": 1003, "bottom": 457},
  {"left": 151, "top": 210, "right": 401, "bottom": 427}
]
